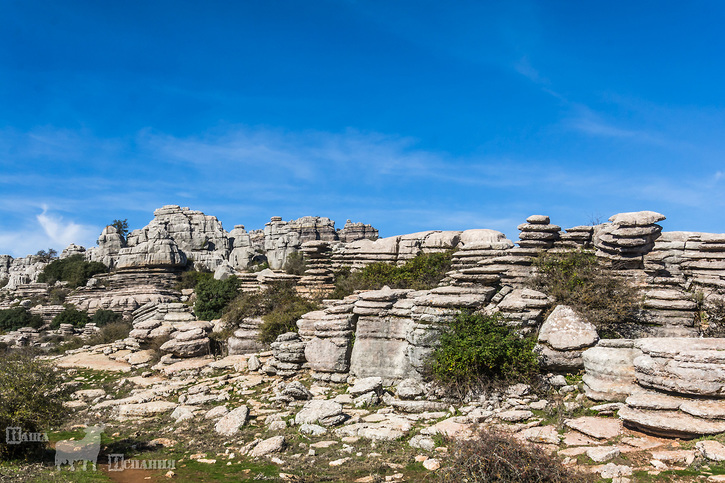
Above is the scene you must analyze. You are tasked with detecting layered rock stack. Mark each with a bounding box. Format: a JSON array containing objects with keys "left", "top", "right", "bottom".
[
  {"left": 117, "top": 227, "right": 187, "bottom": 270},
  {"left": 644, "top": 231, "right": 689, "bottom": 279},
  {"left": 516, "top": 215, "right": 561, "bottom": 250},
  {"left": 297, "top": 241, "right": 336, "bottom": 296},
  {"left": 449, "top": 230, "right": 512, "bottom": 272},
  {"left": 594, "top": 211, "right": 665, "bottom": 269},
  {"left": 492, "top": 288, "right": 551, "bottom": 332},
  {"left": 227, "top": 317, "right": 265, "bottom": 355},
  {"left": 60, "top": 244, "right": 86, "bottom": 259},
  {"left": 265, "top": 332, "right": 307, "bottom": 377},
  {"left": 228, "top": 225, "right": 256, "bottom": 270},
  {"left": 29, "top": 304, "right": 65, "bottom": 325},
  {"left": 642, "top": 286, "right": 698, "bottom": 337},
  {"left": 680, "top": 233, "right": 725, "bottom": 290},
  {"left": 159, "top": 321, "right": 212, "bottom": 358},
  {"left": 298, "top": 298, "right": 357, "bottom": 383},
  {"left": 333, "top": 231, "right": 461, "bottom": 271},
  {"left": 618, "top": 338, "right": 725, "bottom": 438},
  {"left": 81, "top": 323, "right": 101, "bottom": 340},
  {"left": 264, "top": 216, "right": 340, "bottom": 270},
  {"left": 332, "top": 236, "right": 405, "bottom": 270},
  {"left": 583, "top": 339, "right": 644, "bottom": 402},
  {"left": 136, "top": 205, "right": 229, "bottom": 270},
  {"left": 58, "top": 323, "right": 75, "bottom": 337},
  {"left": 0, "top": 327, "right": 41, "bottom": 347},
  {"left": 87, "top": 225, "right": 125, "bottom": 269},
  {"left": 554, "top": 226, "right": 594, "bottom": 250},
  {"left": 338, "top": 220, "right": 379, "bottom": 243},
  {"left": 129, "top": 302, "right": 196, "bottom": 345},
  {"left": 349, "top": 287, "right": 415, "bottom": 383}
]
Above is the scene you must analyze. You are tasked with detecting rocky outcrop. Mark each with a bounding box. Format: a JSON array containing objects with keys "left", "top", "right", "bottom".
[
  {"left": 516, "top": 215, "right": 560, "bottom": 249},
  {"left": 334, "top": 231, "right": 462, "bottom": 270},
  {"left": 582, "top": 339, "right": 643, "bottom": 402},
  {"left": 535, "top": 305, "right": 599, "bottom": 371},
  {"left": 338, "top": 220, "right": 379, "bottom": 243},
  {"left": 117, "top": 227, "right": 187, "bottom": 270},
  {"left": 298, "top": 298, "right": 357, "bottom": 383},
  {"left": 227, "top": 317, "right": 266, "bottom": 355},
  {"left": 264, "top": 332, "right": 306, "bottom": 377},
  {"left": 159, "top": 321, "right": 212, "bottom": 358},
  {"left": 594, "top": 211, "right": 665, "bottom": 269}
]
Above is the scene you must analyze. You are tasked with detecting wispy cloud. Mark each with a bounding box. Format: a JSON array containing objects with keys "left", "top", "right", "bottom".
[{"left": 0, "top": 206, "right": 99, "bottom": 258}]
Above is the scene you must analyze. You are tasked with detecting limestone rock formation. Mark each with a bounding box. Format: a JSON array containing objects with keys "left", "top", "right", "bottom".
[
  {"left": 594, "top": 211, "right": 665, "bottom": 268},
  {"left": 535, "top": 305, "right": 599, "bottom": 371},
  {"left": 582, "top": 339, "right": 643, "bottom": 401},
  {"left": 117, "top": 226, "right": 187, "bottom": 269}
]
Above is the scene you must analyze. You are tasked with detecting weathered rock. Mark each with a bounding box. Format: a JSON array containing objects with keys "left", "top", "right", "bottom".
[
  {"left": 214, "top": 406, "right": 250, "bottom": 436},
  {"left": 348, "top": 377, "right": 383, "bottom": 396},
  {"left": 295, "top": 400, "right": 346, "bottom": 427},
  {"left": 536, "top": 305, "right": 598, "bottom": 371},
  {"left": 250, "top": 435, "right": 285, "bottom": 457},
  {"left": 565, "top": 416, "right": 623, "bottom": 440}
]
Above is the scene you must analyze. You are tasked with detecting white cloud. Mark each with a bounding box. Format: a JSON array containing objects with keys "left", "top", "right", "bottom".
[{"left": 0, "top": 207, "right": 99, "bottom": 258}]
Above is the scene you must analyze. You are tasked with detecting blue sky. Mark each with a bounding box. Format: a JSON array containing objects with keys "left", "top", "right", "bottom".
[{"left": 1, "top": 1, "right": 724, "bottom": 257}]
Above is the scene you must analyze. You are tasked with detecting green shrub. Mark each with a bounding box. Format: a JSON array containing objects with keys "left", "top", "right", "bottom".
[
  {"left": 175, "top": 270, "right": 213, "bottom": 291},
  {"left": 283, "top": 251, "right": 307, "bottom": 275},
  {"left": 36, "top": 254, "right": 108, "bottom": 288},
  {"left": 438, "top": 428, "right": 595, "bottom": 483},
  {"left": 222, "top": 282, "right": 320, "bottom": 344},
  {"left": 0, "top": 351, "right": 71, "bottom": 459},
  {"left": 91, "top": 309, "right": 123, "bottom": 327},
  {"left": 330, "top": 251, "right": 453, "bottom": 298},
  {"left": 698, "top": 295, "right": 725, "bottom": 337},
  {"left": 429, "top": 311, "right": 539, "bottom": 386},
  {"left": 529, "top": 249, "right": 642, "bottom": 338},
  {"left": 86, "top": 320, "right": 132, "bottom": 345},
  {"left": 51, "top": 306, "right": 90, "bottom": 329},
  {"left": 194, "top": 276, "right": 241, "bottom": 320},
  {"left": 0, "top": 307, "right": 44, "bottom": 332}
]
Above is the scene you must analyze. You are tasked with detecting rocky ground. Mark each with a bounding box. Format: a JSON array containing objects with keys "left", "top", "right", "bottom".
[{"left": 3, "top": 345, "right": 725, "bottom": 483}]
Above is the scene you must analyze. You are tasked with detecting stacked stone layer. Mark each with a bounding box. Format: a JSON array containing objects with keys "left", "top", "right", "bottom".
[{"left": 594, "top": 211, "right": 665, "bottom": 269}]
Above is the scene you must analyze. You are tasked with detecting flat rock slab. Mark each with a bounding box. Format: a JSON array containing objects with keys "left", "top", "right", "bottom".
[
  {"left": 565, "top": 416, "right": 623, "bottom": 440},
  {"left": 516, "top": 425, "right": 561, "bottom": 445},
  {"left": 348, "top": 377, "right": 383, "bottom": 396},
  {"left": 420, "top": 417, "right": 475, "bottom": 439},
  {"left": 619, "top": 406, "right": 725, "bottom": 438},
  {"left": 116, "top": 401, "right": 178, "bottom": 419},
  {"left": 161, "top": 357, "right": 213, "bottom": 375},
  {"left": 56, "top": 352, "right": 132, "bottom": 372}
]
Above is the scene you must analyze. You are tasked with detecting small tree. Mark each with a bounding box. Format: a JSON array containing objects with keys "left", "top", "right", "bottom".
[
  {"left": 35, "top": 248, "right": 58, "bottom": 263},
  {"left": 111, "top": 219, "right": 129, "bottom": 242},
  {"left": 0, "top": 351, "right": 71, "bottom": 459}
]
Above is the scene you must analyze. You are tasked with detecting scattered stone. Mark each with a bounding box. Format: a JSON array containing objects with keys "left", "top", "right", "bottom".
[
  {"left": 587, "top": 446, "right": 620, "bottom": 462},
  {"left": 697, "top": 440, "right": 725, "bottom": 461},
  {"left": 422, "top": 458, "right": 441, "bottom": 471},
  {"left": 565, "top": 416, "right": 623, "bottom": 440},
  {"left": 250, "top": 435, "right": 285, "bottom": 457},
  {"left": 215, "top": 406, "right": 249, "bottom": 436},
  {"left": 295, "top": 400, "right": 346, "bottom": 427}
]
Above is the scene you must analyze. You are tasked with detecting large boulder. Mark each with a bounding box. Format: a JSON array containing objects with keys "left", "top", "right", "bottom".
[{"left": 535, "top": 305, "right": 598, "bottom": 370}]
